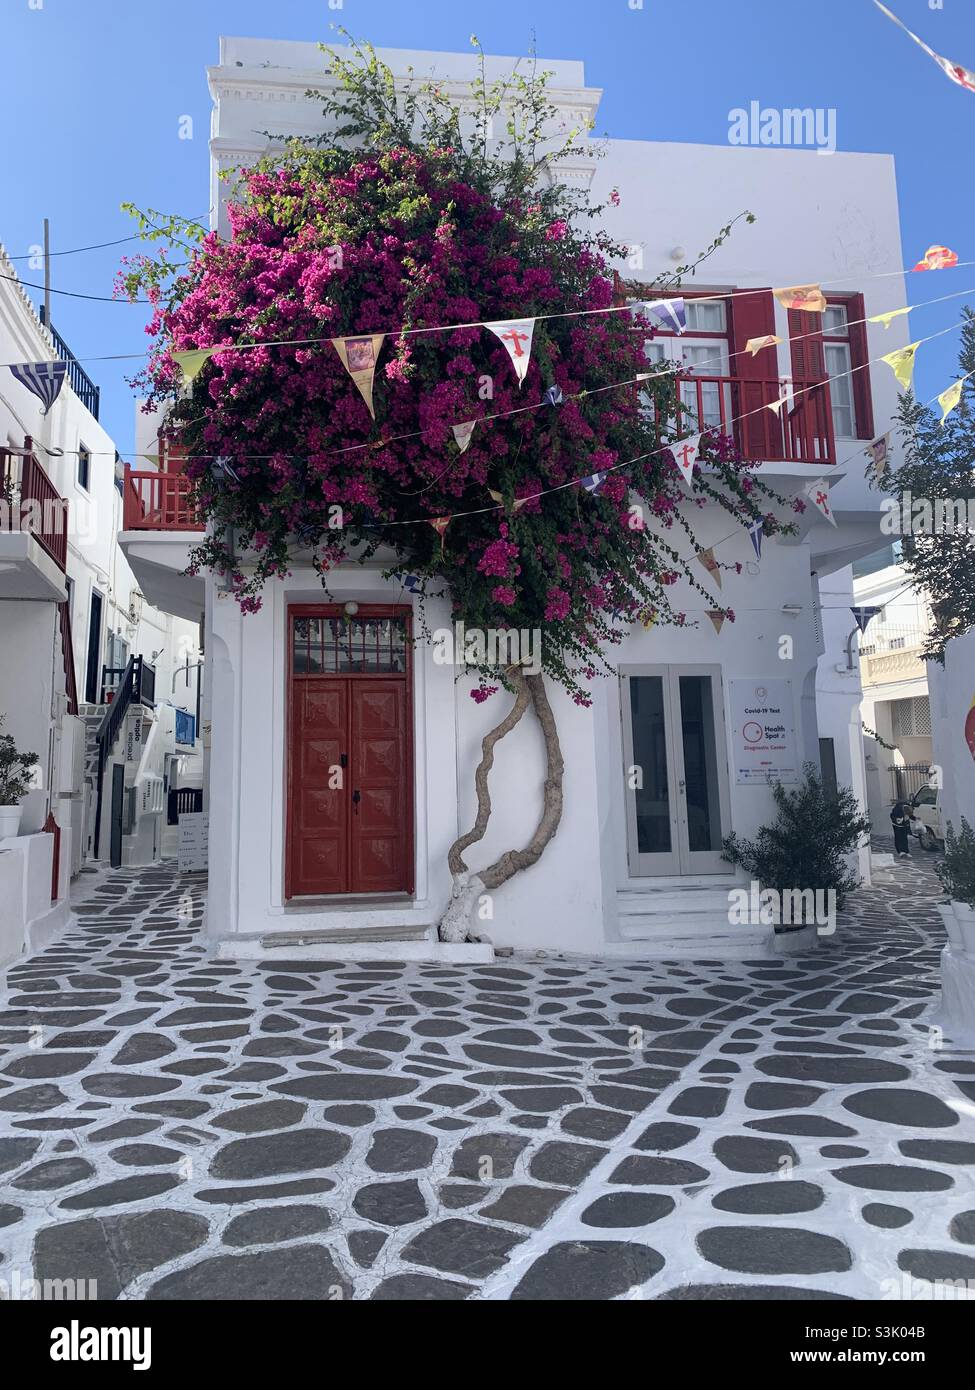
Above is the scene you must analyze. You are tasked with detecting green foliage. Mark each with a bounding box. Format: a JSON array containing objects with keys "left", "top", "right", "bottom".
[
  {"left": 869, "top": 307, "right": 975, "bottom": 660},
  {"left": 937, "top": 817, "right": 975, "bottom": 908},
  {"left": 0, "top": 714, "right": 39, "bottom": 805},
  {"left": 722, "top": 763, "right": 871, "bottom": 907}
]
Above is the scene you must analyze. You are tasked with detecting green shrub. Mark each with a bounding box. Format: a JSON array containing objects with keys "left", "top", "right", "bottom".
[
  {"left": 0, "top": 714, "right": 39, "bottom": 805},
  {"left": 937, "top": 818, "right": 975, "bottom": 909},
  {"left": 722, "top": 763, "right": 871, "bottom": 915}
]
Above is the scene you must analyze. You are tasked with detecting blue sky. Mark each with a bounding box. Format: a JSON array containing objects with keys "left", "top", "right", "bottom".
[{"left": 3, "top": 0, "right": 974, "bottom": 451}]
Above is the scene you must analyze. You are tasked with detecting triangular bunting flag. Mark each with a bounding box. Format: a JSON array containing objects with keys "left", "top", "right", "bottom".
[
  {"left": 865, "top": 433, "right": 890, "bottom": 479},
  {"left": 706, "top": 610, "right": 726, "bottom": 635},
  {"left": 172, "top": 348, "right": 216, "bottom": 385},
  {"left": 868, "top": 307, "right": 910, "bottom": 329},
  {"left": 543, "top": 384, "right": 564, "bottom": 406},
  {"left": 767, "top": 391, "right": 791, "bottom": 417},
  {"left": 429, "top": 516, "right": 451, "bottom": 553},
  {"left": 401, "top": 573, "right": 422, "bottom": 593},
  {"left": 212, "top": 456, "right": 239, "bottom": 483},
  {"left": 745, "top": 334, "right": 781, "bottom": 356},
  {"left": 580, "top": 472, "right": 608, "bottom": 496},
  {"left": 773, "top": 284, "right": 827, "bottom": 313},
  {"left": 746, "top": 517, "right": 764, "bottom": 559},
  {"left": 696, "top": 548, "right": 722, "bottom": 589},
  {"left": 452, "top": 420, "right": 476, "bottom": 453},
  {"left": 938, "top": 379, "right": 964, "bottom": 425},
  {"left": 641, "top": 610, "right": 657, "bottom": 631},
  {"left": 488, "top": 488, "right": 528, "bottom": 512},
  {"left": 484, "top": 319, "right": 536, "bottom": 387},
  {"left": 881, "top": 341, "right": 920, "bottom": 391},
  {"left": 851, "top": 605, "right": 883, "bottom": 634},
  {"left": 670, "top": 433, "right": 701, "bottom": 489},
  {"left": 331, "top": 334, "right": 385, "bottom": 418},
  {"left": 874, "top": 3, "right": 975, "bottom": 94},
  {"left": 8, "top": 361, "right": 67, "bottom": 414},
  {"left": 804, "top": 477, "right": 837, "bottom": 527},
  {"left": 912, "top": 244, "right": 959, "bottom": 272},
  {"left": 642, "top": 298, "right": 686, "bottom": 334}
]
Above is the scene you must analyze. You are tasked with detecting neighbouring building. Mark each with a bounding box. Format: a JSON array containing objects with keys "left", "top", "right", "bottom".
[
  {"left": 0, "top": 244, "right": 202, "bottom": 965},
  {"left": 121, "top": 39, "right": 909, "bottom": 961},
  {"left": 853, "top": 542, "right": 936, "bottom": 832}
]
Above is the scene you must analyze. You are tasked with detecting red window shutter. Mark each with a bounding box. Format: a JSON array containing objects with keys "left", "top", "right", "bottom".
[
  {"left": 846, "top": 292, "right": 874, "bottom": 439},
  {"left": 788, "top": 308, "right": 825, "bottom": 381},
  {"left": 728, "top": 288, "right": 777, "bottom": 379},
  {"left": 728, "top": 287, "right": 779, "bottom": 460}
]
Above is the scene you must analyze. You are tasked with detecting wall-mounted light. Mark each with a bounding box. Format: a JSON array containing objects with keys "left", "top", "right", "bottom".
[{"left": 343, "top": 601, "right": 359, "bottom": 617}]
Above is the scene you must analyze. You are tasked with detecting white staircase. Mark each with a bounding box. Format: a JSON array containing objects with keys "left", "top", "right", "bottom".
[{"left": 609, "top": 874, "right": 774, "bottom": 958}]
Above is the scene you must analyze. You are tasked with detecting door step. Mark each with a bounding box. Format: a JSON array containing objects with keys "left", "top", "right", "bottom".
[{"left": 263, "top": 924, "right": 430, "bottom": 947}]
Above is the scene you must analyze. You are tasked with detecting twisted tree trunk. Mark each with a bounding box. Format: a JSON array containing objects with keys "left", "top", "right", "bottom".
[{"left": 439, "top": 671, "right": 564, "bottom": 943}]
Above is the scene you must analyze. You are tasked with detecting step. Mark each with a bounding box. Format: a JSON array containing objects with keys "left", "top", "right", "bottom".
[{"left": 618, "top": 888, "right": 739, "bottom": 918}]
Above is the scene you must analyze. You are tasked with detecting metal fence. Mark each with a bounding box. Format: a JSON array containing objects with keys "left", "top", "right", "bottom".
[{"left": 888, "top": 762, "right": 933, "bottom": 803}]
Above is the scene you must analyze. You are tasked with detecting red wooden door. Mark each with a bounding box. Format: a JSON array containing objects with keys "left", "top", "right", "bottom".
[{"left": 287, "top": 608, "right": 413, "bottom": 898}]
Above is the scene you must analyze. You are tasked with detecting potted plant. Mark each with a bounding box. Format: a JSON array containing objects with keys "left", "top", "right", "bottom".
[
  {"left": 0, "top": 714, "right": 39, "bottom": 839},
  {"left": 937, "top": 818, "right": 975, "bottom": 956}
]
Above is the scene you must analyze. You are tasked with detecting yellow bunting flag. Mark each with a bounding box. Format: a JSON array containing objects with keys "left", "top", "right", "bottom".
[
  {"left": 330, "top": 334, "right": 385, "bottom": 419},
  {"left": 767, "top": 390, "right": 791, "bottom": 417},
  {"left": 488, "top": 488, "right": 528, "bottom": 512},
  {"left": 172, "top": 348, "right": 216, "bottom": 385},
  {"left": 938, "top": 379, "right": 964, "bottom": 425},
  {"left": 745, "top": 334, "right": 781, "bottom": 356},
  {"left": 452, "top": 421, "right": 476, "bottom": 453},
  {"left": 641, "top": 610, "right": 657, "bottom": 631},
  {"left": 868, "top": 307, "right": 910, "bottom": 329},
  {"left": 706, "top": 610, "right": 726, "bottom": 635},
  {"left": 773, "top": 284, "right": 827, "bottom": 313},
  {"left": 881, "top": 341, "right": 920, "bottom": 391},
  {"left": 696, "top": 547, "right": 722, "bottom": 589}
]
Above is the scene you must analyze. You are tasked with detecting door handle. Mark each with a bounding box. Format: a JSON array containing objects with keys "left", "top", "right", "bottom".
[
  {"left": 352, "top": 789, "right": 361, "bottom": 815},
  {"left": 340, "top": 753, "right": 348, "bottom": 769}
]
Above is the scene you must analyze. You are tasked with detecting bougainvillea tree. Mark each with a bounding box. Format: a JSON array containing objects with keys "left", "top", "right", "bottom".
[{"left": 122, "top": 37, "right": 797, "bottom": 940}]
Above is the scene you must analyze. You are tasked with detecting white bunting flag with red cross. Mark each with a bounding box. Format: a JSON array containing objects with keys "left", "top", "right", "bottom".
[
  {"left": 484, "top": 319, "right": 536, "bottom": 387},
  {"left": 452, "top": 421, "right": 476, "bottom": 453},
  {"left": 804, "top": 477, "right": 837, "bottom": 527},
  {"left": 670, "top": 433, "right": 701, "bottom": 489}
]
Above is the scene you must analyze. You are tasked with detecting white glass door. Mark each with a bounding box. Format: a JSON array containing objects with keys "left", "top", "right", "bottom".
[{"left": 622, "top": 665, "right": 732, "bottom": 875}]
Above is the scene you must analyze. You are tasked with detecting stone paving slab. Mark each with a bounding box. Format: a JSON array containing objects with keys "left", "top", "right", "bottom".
[{"left": 1, "top": 850, "right": 974, "bottom": 1300}]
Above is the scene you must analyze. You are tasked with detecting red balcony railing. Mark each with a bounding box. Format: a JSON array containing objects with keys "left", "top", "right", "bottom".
[
  {"left": 123, "top": 466, "right": 204, "bottom": 532},
  {"left": 0, "top": 438, "right": 69, "bottom": 570},
  {"left": 656, "top": 376, "right": 836, "bottom": 467}
]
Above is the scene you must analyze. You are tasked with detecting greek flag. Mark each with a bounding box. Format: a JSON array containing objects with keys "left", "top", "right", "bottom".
[
  {"left": 851, "top": 606, "right": 882, "bottom": 634},
  {"left": 581, "top": 471, "right": 608, "bottom": 495},
  {"left": 401, "top": 574, "right": 422, "bottom": 593},
  {"left": 642, "top": 297, "right": 686, "bottom": 335},
  {"left": 8, "top": 361, "right": 67, "bottom": 414},
  {"left": 543, "top": 384, "right": 564, "bottom": 406},
  {"left": 747, "top": 517, "right": 764, "bottom": 559}
]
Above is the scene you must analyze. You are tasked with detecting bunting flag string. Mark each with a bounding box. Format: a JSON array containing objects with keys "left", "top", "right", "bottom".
[
  {"left": 874, "top": 2, "right": 975, "bottom": 95},
  {"left": 881, "top": 341, "right": 920, "bottom": 391},
  {"left": 851, "top": 606, "right": 883, "bottom": 635},
  {"left": 7, "top": 361, "right": 67, "bottom": 414},
  {"left": 484, "top": 319, "right": 535, "bottom": 386},
  {"left": 331, "top": 334, "right": 385, "bottom": 418}
]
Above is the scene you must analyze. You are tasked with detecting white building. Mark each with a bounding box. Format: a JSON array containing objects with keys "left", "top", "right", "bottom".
[
  {"left": 0, "top": 245, "right": 202, "bottom": 965},
  {"left": 121, "top": 38, "right": 910, "bottom": 961}
]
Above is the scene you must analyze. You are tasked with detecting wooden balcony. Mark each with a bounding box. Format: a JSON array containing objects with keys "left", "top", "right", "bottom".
[
  {"left": 1, "top": 440, "right": 68, "bottom": 570},
  {"left": 659, "top": 375, "right": 836, "bottom": 467},
  {"left": 123, "top": 465, "right": 204, "bottom": 532}
]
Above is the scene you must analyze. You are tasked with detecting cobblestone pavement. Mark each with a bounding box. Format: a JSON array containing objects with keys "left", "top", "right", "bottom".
[{"left": 2, "top": 848, "right": 975, "bottom": 1301}]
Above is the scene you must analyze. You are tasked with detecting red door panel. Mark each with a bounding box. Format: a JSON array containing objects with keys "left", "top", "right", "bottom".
[
  {"left": 350, "top": 679, "right": 409, "bottom": 894},
  {"left": 286, "top": 608, "right": 413, "bottom": 899},
  {"left": 289, "top": 679, "right": 348, "bottom": 895}
]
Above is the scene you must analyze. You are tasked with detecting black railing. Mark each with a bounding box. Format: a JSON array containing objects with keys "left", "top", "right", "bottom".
[
  {"left": 39, "top": 305, "right": 100, "bottom": 420},
  {"left": 102, "top": 656, "right": 155, "bottom": 709},
  {"left": 92, "top": 655, "right": 155, "bottom": 858},
  {"left": 168, "top": 786, "right": 203, "bottom": 826},
  {"left": 889, "top": 763, "right": 933, "bottom": 804}
]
